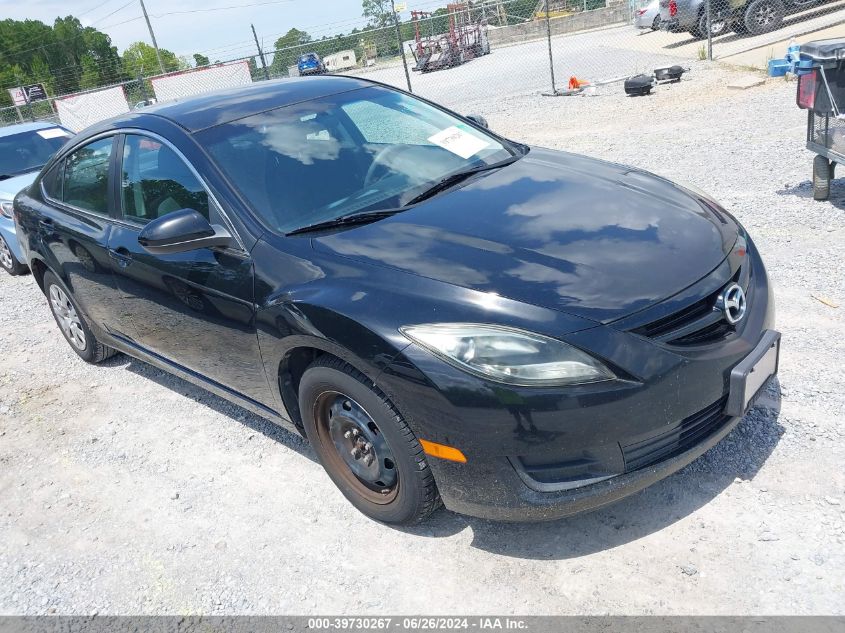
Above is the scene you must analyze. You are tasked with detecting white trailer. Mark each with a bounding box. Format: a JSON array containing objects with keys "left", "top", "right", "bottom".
[{"left": 324, "top": 50, "right": 357, "bottom": 72}]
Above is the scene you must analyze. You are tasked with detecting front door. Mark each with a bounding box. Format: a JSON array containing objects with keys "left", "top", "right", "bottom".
[{"left": 107, "top": 133, "right": 274, "bottom": 408}]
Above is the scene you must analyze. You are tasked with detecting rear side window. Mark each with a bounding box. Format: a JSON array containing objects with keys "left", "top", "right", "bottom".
[
  {"left": 120, "top": 134, "right": 210, "bottom": 224},
  {"left": 62, "top": 137, "right": 113, "bottom": 215},
  {"left": 41, "top": 161, "right": 63, "bottom": 200}
]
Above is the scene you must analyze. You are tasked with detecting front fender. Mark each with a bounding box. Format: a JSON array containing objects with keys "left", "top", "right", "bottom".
[{"left": 255, "top": 299, "right": 410, "bottom": 422}]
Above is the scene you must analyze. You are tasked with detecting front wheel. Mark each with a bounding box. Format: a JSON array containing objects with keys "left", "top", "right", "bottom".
[
  {"left": 0, "top": 234, "right": 26, "bottom": 276},
  {"left": 43, "top": 270, "right": 117, "bottom": 363},
  {"left": 696, "top": 11, "right": 729, "bottom": 37},
  {"left": 298, "top": 356, "right": 441, "bottom": 524}
]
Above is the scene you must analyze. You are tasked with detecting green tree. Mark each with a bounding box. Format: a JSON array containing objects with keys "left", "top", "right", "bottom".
[
  {"left": 268, "top": 28, "right": 312, "bottom": 75},
  {"left": 122, "top": 41, "right": 184, "bottom": 77},
  {"left": 362, "top": 0, "right": 394, "bottom": 29},
  {"left": 193, "top": 53, "right": 210, "bottom": 67},
  {"left": 0, "top": 15, "right": 123, "bottom": 105}
]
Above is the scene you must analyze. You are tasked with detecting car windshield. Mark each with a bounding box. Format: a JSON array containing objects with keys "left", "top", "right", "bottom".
[
  {"left": 197, "top": 86, "right": 518, "bottom": 234},
  {"left": 0, "top": 127, "right": 71, "bottom": 178}
]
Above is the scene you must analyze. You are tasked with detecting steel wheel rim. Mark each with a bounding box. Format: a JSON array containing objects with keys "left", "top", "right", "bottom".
[
  {"left": 313, "top": 391, "right": 399, "bottom": 505},
  {"left": 49, "top": 284, "right": 87, "bottom": 351},
  {"left": 0, "top": 236, "right": 13, "bottom": 270}
]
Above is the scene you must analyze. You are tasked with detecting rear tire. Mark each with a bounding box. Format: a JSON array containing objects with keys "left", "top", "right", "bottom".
[
  {"left": 43, "top": 270, "right": 118, "bottom": 364},
  {"left": 813, "top": 155, "right": 832, "bottom": 201},
  {"left": 743, "top": 0, "right": 784, "bottom": 34},
  {"left": 652, "top": 15, "right": 661, "bottom": 30},
  {"left": 298, "top": 355, "right": 440, "bottom": 524},
  {"left": 0, "top": 234, "right": 26, "bottom": 276}
]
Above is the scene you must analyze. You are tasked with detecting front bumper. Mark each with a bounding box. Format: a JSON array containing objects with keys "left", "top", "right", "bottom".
[
  {"left": 0, "top": 214, "right": 24, "bottom": 263},
  {"left": 378, "top": 242, "right": 777, "bottom": 521}
]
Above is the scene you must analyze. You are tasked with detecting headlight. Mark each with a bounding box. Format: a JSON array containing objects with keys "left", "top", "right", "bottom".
[
  {"left": 0, "top": 201, "right": 13, "bottom": 219},
  {"left": 400, "top": 323, "right": 615, "bottom": 387}
]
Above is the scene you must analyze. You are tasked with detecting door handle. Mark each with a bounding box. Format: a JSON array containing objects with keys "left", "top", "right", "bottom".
[
  {"left": 108, "top": 248, "right": 133, "bottom": 268},
  {"left": 39, "top": 218, "right": 54, "bottom": 231}
]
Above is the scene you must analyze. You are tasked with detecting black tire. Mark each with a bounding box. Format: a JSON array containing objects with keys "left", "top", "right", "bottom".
[
  {"left": 42, "top": 270, "right": 118, "bottom": 364},
  {"left": 743, "top": 0, "right": 784, "bottom": 34},
  {"left": 813, "top": 155, "right": 832, "bottom": 201},
  {"left": 0, "top": 234, "right": 27, "bottom": 276},
  {"left": 695, "top": 10, "right": 730, "bottom": 38},
  {"left": 298, "top": 355, "right": 440, "bottom": 524},
  {"left": 652, "top": 15, "right": 661, "bottom": 30}
]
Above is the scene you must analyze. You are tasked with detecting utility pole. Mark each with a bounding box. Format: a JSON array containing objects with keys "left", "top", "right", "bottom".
[
  {"left": 251, "top": 24, "right": 270, "bottom": 81},
  {"left": 390, "top": 0, "right": 413, "bottom": 93},
  {"left": 140, "top": 0, "right": 166, "bottom": 74}
]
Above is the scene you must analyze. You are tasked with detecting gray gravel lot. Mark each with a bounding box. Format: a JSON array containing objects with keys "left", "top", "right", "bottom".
[{"left": 1, "top": 62, "right": 844, "bottom": 615}]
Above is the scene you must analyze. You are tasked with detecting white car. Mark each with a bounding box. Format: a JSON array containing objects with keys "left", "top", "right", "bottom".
[{"left": 634, "top": 0, "right": 661, "bottom": 29}]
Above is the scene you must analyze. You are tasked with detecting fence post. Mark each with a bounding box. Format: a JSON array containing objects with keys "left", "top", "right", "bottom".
[
  {"left": 706, "top": 0, "right": 713, "bottom": 60},
  {"left": 544, "top": 0, "right": 557, "bottom": 94},
  {"left": 391, "top": 0, "right": 413, "bottom": 93}
]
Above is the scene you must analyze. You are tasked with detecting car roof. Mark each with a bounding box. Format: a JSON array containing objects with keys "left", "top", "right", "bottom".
[
  {"left": 0, "top": 121, "right": 64, "bottom": 138},
  {"left": 111, "top": 75, "right": 375, "bottom": 134}
]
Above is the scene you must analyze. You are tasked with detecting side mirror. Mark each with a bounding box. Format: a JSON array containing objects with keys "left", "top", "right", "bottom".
[
  {"left": 137, "top": 208, "right": 232, "bottom": 254},
  {"left": 465, "top": 114, "right": 489, "bottom": 129}
]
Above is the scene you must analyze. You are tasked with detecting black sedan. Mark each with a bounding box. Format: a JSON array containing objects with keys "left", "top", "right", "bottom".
[{"left": 13, "top": 76, "right": 779, "bottom": 524}]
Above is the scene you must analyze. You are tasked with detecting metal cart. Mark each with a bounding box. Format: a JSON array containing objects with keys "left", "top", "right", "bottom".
[{"left": 796, "top": 38, "right": 845, "bottom": 201}]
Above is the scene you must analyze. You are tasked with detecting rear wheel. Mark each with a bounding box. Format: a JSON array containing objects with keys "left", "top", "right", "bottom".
[
  {"left": 743, "top": 0, "right": 784, "bottom": 34},
  {"left": 43, "top": 270, "right": 117, "bottom": 363},
  {"left": 652, "top": 14, "right": 662, "bottom": 30},
  {"left": 0, "top": 234, "right": 26, "bottom": 276},
  {"left": 298, "top": 356, "right": 440, "bottom": 524},
  {"left": 813, "top": 154, "right": 832, "bottom": 201}
]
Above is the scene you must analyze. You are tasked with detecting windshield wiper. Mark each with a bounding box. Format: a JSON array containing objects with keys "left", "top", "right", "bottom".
[
  {"left": 286, "top": 208, "right": 404, "bottom": 236},
  {"left": 405, "top": 155, "right": 521, "bottom": 206}
]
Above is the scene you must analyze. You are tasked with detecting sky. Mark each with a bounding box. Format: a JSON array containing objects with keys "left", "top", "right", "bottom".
[{"left": 0, "top": 0, "right": 430, "bottom": 62}]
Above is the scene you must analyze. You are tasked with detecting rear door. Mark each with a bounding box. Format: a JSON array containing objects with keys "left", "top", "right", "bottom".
[
  {"left": 107, "top": 132, "right": 275, "bottom": 407},
  {"left": 36, "top": 135, "right": 138, "bottom": 339}
]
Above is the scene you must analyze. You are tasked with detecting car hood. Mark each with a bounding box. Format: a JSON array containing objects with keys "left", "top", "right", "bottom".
[
  {"left": 0, "top": 171, "right": 37, "bottom": 201},
  {"left": 313, "top": 148, "right": 738, "bottom": 323}
]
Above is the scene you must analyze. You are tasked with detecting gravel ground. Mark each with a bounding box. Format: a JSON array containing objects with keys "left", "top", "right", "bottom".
[{"left": 1, "top": 63, "right": 844, "bottom": 615}]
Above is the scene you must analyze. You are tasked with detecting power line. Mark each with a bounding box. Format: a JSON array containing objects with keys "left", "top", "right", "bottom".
[{"left": 149, "top": 0, "right": 296, "bottom": 17}]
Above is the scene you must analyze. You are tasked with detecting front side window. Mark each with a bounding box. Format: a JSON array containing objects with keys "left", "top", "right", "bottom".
[
  {"left": 197, "top": 85, "right": 517, "bottom": 234},
  {"left": 62, "top": 137, "right": 113, "bottom": 215},
  {"left": 120, "top": 135, "right": 209, "bottom": 224}
]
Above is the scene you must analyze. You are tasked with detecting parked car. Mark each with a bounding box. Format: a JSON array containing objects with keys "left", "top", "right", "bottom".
[
  {"left": 634, "top": 0, "right": 662, "bottom": 30},
  {"left": 14, "top": 77, "right": 779, "bottom": 524},
  {"left": 297, "top": 52, "right": 326, "bottom": 76},
  {"left": 661, "top": 0, "right": 829, "bottom": 37},
  {"left": 0, "top": 121, "right": 72, "bottom": 275}
]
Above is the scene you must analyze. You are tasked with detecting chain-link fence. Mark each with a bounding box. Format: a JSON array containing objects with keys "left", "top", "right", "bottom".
[{"left": 2, "top": 0, "right": 844, "bottom": 130}]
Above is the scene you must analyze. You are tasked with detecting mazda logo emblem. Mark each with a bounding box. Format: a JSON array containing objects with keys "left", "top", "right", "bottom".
[{"left": 717, "top": 282, "right": 747, "bottom": 325}]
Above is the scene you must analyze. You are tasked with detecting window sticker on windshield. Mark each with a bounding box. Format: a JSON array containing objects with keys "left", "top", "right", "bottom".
[
  {"left": 428, "top": 124, "right": 490, "bottom": 160},
  {"left": 37, "top": 128, "right": 70, "bottom": 140}
]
